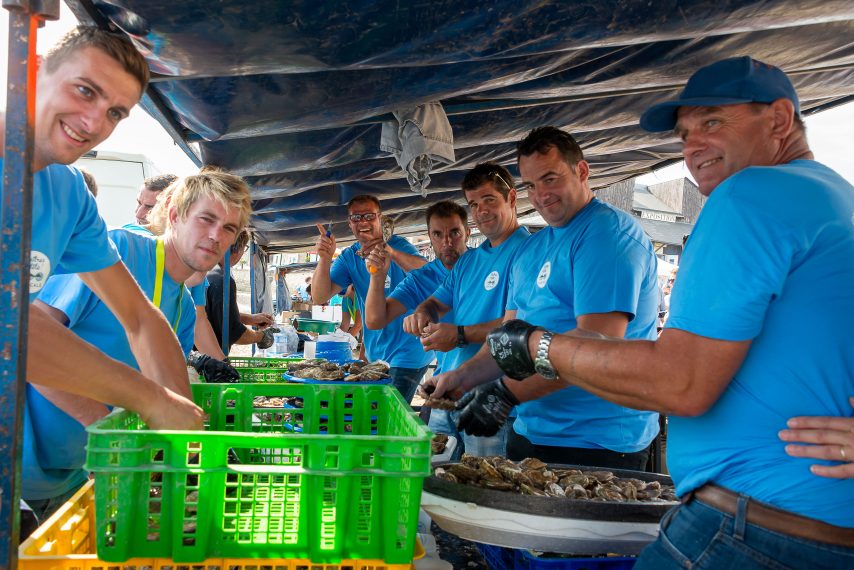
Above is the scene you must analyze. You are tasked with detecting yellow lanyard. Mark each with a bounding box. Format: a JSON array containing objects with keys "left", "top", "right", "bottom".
[{"left": 153, "top": 238, "right": 183, "bottom": 333}]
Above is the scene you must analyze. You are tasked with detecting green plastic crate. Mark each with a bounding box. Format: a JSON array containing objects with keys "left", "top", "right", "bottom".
[
  {"left": 228, "top": 356, "right": 303, "bottom": 369},
  {"left": 85, "top": 384, "right": 432, "bottom": 564},
  {"left": 233, "top": 367, "right": 289, "bottom": 383}
]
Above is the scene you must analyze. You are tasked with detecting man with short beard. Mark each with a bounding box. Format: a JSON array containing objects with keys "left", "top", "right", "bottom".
[
  {"left": 406, "top": 163, "right": 531, "bottom": 456},
  {"left": 428, "top": 138, "right": 660, "bottom": 469},
  {"left": 364, "top": 200, "right": 470, "bottom": 417},
  {"left": 311, "top": 194, "right": 433, "bottom": 402}
]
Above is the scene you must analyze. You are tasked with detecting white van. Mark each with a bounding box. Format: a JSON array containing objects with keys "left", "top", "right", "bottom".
[{"left": 74, "top": 150, "right": 159, "bottom": 227}]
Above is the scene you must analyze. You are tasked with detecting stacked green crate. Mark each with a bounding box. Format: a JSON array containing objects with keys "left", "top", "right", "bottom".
[{"left": 86, "top": 383, "right": 432, "bottom": 563}]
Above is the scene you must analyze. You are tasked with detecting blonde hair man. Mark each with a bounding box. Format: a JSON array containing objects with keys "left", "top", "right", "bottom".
[{"left": 25, "top": 171, "right": 251, "bottom": 519}]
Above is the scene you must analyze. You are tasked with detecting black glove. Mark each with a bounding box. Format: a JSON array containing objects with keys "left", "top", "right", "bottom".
[
  {"left": 455, "top": 379, "right": 520, "bottom": 437},
  {"left": 188, "top": 352, "right": 240, "bottom": 383},
  {"left": 486, "top": 319, "right": 541, "bottom": 380},
  {"left": 257, "top": 329, "right": 275, "bottom": 349}
]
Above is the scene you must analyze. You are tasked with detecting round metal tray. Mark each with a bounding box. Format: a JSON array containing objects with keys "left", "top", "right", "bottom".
[{"left": 421, "top": 463, "right": 677, "bottom": 555}]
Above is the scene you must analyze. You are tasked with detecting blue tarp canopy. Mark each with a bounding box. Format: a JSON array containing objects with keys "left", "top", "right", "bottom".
[{"left": 68, "top": 0, "right": 854, "bottom": 252}]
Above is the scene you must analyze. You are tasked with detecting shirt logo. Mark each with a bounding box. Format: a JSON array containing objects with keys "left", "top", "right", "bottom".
[
  {"left": 384, "top": 275, "right": 392, "bottom": 290},
  {"left": 536, "top": 261, "right": 551, "bottom": 288},
  {"left": 484, "top": 271, "right": 500, "bottom": 291},
  {"left": 30, "top": 251, "right": 51, "bottom": 293}
]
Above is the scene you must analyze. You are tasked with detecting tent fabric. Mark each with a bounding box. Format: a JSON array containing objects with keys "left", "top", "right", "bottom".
[{"left": 68, "top": 0, "right": 854, "bottom": 252}]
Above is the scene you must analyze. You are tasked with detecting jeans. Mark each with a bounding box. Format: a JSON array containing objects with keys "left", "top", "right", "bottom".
[
  {"left": 635, "top": 495, "right": 854, "bottom": 570},
  {"left": 507, "top": 424, "right": 650, "bottom": 470},
  {"left": 428, "top": 408, "right": 509, "bottom": 459},
  {"left": 388, "top": 365, "right": 429, "bottom": 404},
  {"left": 25, "top": 480, "right": 85, "bottom": 523}
]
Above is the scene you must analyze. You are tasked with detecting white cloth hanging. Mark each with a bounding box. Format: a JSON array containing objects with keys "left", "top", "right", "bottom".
[{"left": 380, "top": 102, "right": 455, "bottom": 196}]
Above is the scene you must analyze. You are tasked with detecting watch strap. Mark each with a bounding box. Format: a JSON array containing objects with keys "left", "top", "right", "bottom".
[{"left": 456, "top": 324, "right": 467, "bottom": 347}]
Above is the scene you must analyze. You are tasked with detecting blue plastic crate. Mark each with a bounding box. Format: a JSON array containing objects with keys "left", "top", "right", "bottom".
[{"left": 477, "top": 543, "right": 636, "bottom": 570}]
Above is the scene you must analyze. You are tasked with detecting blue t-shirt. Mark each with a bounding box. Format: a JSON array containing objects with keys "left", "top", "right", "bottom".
[
  {"left": 665, "top": 160, "right": 854, "bottom": 526},
  {"left": 389, "top": 258, "right": 453, "bottom": 373},
  {"left": 0, "top": 160, "right": 120, "bottom": 295},
  {"left": 122, "top": 223, "right": 208, "bottom": 305},
  {"left": 23, "top": 228, "right": 197, "bottom": 500},
  {"left": 329, "top": 235, "right": 433, "bottom": 368},
  {"left": 433, "top": 227, "right": 530, "bottom": 373},
  {"left": 508, "top": 200, "right": 660, "bottom": 451}
]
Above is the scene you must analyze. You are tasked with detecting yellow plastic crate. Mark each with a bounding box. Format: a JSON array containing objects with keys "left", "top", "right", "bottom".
[{"left": 20, "top": 481, "right": 423, "bottom": 570}]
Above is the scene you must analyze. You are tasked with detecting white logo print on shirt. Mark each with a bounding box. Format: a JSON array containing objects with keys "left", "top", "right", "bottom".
[
  {"left": 536, "top": 261, "right": 551, "bottom": 288},
  {"left": 29, "top": 251, "right": 51, "bottom": 293},
  {"left": 484, "top": 271, "right": 500, "bottom": 291}
]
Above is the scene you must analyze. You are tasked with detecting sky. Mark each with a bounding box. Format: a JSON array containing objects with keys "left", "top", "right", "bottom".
[{"left": 2, "top": 7, "right": 852, "bottom": 185}]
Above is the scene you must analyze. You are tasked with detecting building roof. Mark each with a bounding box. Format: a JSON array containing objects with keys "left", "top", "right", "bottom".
[
  {"left": 632, "top": 186, "right": 680, "bottom": 214},
  {"left": 638, "top": 218, "right": 694, "bottom": 245}
]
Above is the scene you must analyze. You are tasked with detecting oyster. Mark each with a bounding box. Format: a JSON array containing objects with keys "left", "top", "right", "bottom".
[
  {"left": 482, "top": 479, "right": 516, "bottom": 492},
  {"left": 433, "top": 468, "right": 458, "bottom": 484},
  {"left": 459, "top": 453, "right": 481, "bottom": 468},
  {"left": 446, "top": 463, "right": 480, "bottom": 484},
  {"left": 431, "top": 434, "right": 449, "bottom": 454},
  {"left": 584, "top": 470, "right": 616, "bottom": 483},
  {"left": 519, "top": 457, "right": 547, "bottom": 471},
  {"left": 423, "top": 397, "right": 457, "bottom": 411},
  {"left": 477, "top": 458, "right": 504, "bottom": 482}
]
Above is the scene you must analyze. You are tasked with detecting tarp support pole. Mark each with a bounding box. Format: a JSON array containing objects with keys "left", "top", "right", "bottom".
[
  {"left": 1, "top": 1, "right": 58, "bottom": 565},
  {"left": 249, "top": 241, "right": 256, "bottom": 356},
  {"left": 221, "top": 250, "right": 231, "bottom": 357}
]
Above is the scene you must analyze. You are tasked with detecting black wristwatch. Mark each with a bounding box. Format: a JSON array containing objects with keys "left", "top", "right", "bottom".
[{"left": 456, "top": 325, "right": 468, "bottom": 347}]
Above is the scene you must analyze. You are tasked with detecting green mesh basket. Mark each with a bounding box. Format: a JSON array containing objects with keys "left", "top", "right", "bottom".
[
  {"left": 228, "top": 356, "right": 303, "bottom": 368},
  {"left": 86, "top": 383, "right": 431, "bottom": 563}
]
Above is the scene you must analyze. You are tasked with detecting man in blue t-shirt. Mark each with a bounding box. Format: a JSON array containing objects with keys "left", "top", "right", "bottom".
[
  {"left": 363, "top": 200, "right": 472, "bottom": 449},
  {"left": 429, "top": 131, "right": 660, "bottom": 470},
  {"left": 311, "top": 194, "right": 433, "bottom": 402},
  {"left": 483, "top": 58, "right": 854, "bottom": 567},
  {"left": 0, "top": 27, "right": 204, "bottom": 430},
  {"left": 405, "top": 164, "right": 531, "bottom": 456},
  {"left": 124, "top": 180, "right": 246, "bottom": 384},
  {"left": 24, "top": 170, "right": 252, "bottom": 518},
  {"left": 363, "top": 200, "right": 470, "bottom": 353}
]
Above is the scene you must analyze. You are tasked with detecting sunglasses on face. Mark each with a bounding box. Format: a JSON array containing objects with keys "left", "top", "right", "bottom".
[{"left": 348, "top": 212, "right": 380, "bottom": 223}]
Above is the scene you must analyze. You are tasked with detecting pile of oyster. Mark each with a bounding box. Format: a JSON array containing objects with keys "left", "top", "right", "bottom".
[
  {"left": 286, "top": 359, "right": 390, "bottom": 381},
  {"left": 433, "top": 455, "right": 677, "bottom": 503}
]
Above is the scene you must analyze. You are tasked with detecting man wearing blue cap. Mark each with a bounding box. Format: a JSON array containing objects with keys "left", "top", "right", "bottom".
[{"left": 473, "top": 57, "right": 854, "bottom": 566}]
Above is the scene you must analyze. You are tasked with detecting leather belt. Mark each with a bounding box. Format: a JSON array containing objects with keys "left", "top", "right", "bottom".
[{"left": 686, "top": 484, "right": 854, "bottom": 548}]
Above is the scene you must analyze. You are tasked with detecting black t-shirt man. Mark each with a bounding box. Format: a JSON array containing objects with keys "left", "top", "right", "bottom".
[{"left": 205, "top": 266, "right": 246, "bottom": 354}]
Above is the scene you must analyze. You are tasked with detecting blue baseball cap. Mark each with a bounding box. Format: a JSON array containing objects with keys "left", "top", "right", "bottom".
[{"left": 640, "top": 56, "right": 800, "bottom": 132}]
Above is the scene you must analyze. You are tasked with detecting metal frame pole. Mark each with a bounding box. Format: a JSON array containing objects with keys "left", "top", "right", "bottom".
[
  {"left": 1, "top": 1, "right": 58, "bottom": 565},
  {"left": 221, "top": 250, "right": 231, "bottom": 356},
  {"left": 249, "top": 241, "right": 256, "bottom": 356}
]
